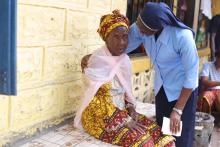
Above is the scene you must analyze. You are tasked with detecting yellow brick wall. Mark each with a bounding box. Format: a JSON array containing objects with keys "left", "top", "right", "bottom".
[{"left": 0, "top": 0, "right": 127, "bottom": 145}]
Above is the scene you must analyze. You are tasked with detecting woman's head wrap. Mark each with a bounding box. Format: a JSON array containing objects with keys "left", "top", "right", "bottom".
[{"left": 97, "top": 10, "right": 129, "bottom": 41}]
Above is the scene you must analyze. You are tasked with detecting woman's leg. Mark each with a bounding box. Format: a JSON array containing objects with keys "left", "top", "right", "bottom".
[
  {"left": 177, "top": 89, "right": 198, "bottom": 147},
  {"left": 155, "top": 87, "right": 176, "bottom": 127}
]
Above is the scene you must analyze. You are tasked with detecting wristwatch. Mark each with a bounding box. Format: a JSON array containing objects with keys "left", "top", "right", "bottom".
[{"left": 173, "top": 107, "right": 183, "bottom": 116}]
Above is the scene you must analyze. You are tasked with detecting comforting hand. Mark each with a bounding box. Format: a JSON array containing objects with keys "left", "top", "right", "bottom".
[
  {"left": 81, "top": 54, "right": 91, "bottom": 73},
  {"left": 170, "top": 110, "right": 181, "bottom": 134}
]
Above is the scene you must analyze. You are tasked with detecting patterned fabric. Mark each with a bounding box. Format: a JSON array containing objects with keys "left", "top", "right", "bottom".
[
  {"left": 81, "top": 83, "right": 174, "bottom": 147},
  {"left": 198, "top": 89, "right": 220, "bottom": 113},
  {"left": 97, "top": 10, "right": 129, "bottom": 41},
  {"left": 199, "top": 62, "right": 220, "bottom": 113}
]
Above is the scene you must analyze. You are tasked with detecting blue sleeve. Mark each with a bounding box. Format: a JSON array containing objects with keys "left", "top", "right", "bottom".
[
  {"left": 126, "top": 23, "right": 143, "bottom": 54},
  {"left": 178, "top": 30, "right": 199, "bottom": 89}
]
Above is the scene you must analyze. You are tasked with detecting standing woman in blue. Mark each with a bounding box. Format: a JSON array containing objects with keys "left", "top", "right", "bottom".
[{"left": 127, "top": 2, "right": 199, "bottom": 147}]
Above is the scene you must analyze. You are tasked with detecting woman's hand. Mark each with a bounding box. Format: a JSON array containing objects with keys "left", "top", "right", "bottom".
[
  {"left": 126, "top": 118, "right": 146, "bottom": 134},
  {"left": 81, "top": 54, "right": 91, "bottom": 73},
  {"left": 170, "top": 110, "right": 181, "bottom": 134},
  {"left": 127, "top": 105, "right": 145, "bottom": 134},
  {"left": 127, "top": 105, "right": 138, "bottom": 120}
]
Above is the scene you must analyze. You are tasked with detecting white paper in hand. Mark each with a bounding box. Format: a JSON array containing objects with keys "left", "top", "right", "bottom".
[{"left": 162, "top": 117, "right": 182, "bottom": 137}]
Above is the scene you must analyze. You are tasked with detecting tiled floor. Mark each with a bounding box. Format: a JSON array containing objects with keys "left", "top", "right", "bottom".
[
  {"left": 18, "top": 102, "right": 220, "bottom": 147},
  {"left": 19, "top": 125, "right": 105, "bottom": 147}
]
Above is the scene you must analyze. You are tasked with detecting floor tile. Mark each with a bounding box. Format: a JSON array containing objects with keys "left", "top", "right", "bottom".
[
  {"left": 55, "top": 135, "right": 77, "bottom": 146},
  {"left": 75, "top": 137, "right": 118, "bottom": 147},
  {"left": 45, "top": 133, "right": 64, "bottom": 143},
  {"left": 55, "top": 124, "right": 74, "bottom": 136},
  {"left": 40, "top": 132, "right": 57, "bottom": 141},
  {"left": 19, "top": 139, "right": 60, "bottom": 147}
]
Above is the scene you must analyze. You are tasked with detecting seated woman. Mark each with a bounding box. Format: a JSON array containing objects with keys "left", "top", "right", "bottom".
[
  {"left": 74, "top": 10, "right": 175, "bottom": 147},
  {"left": 198, "top": 27, "right": 220, "bottom": 114}
]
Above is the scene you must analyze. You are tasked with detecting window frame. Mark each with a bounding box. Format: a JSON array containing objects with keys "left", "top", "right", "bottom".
[{"left": 0, "top": 0, "right": 17, "bottom": 95}]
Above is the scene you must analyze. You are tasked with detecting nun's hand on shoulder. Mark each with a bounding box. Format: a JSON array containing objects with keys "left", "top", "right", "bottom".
[{"left": 81, "top": 54, "right": 91, "bottom": 73}]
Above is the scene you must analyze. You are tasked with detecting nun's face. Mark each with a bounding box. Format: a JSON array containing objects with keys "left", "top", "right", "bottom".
[
  {"left": 136, "top": 17, "right": 158, "bottom": 36},
  {"left": 105, "top": 26, "right": 129, "bottom": 56}
]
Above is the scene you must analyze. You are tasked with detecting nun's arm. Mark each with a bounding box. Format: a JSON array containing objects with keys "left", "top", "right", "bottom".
[
  {"left": 174, "top": 29, "right": 199, "bottom": 110},
  {"left": 170, "top": 29, "right": 199, "bottom": 134},
  {"left": 125, "top": 23, "right": 143, "bottom": 54}
]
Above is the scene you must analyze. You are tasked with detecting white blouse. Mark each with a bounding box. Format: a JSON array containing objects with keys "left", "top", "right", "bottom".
[
  {"left": 201, "top": 62, "right": 220, "bottom": 89},
  {"left": 110, "top": 76, "right": 126, "bottom": 110}
]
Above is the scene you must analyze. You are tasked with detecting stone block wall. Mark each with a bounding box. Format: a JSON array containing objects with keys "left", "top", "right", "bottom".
[{"left": 0, "top": 0, "right": 127, "bottom": 145}]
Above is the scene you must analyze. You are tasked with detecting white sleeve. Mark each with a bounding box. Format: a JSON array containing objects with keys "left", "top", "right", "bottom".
[{"left": 200, "top": 63, "right": 210, "bottom": 77}]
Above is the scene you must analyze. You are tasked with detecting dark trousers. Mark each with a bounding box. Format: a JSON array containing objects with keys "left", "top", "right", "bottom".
[{"left": 155, "top": 87, "right": 198, "bottom": 147}]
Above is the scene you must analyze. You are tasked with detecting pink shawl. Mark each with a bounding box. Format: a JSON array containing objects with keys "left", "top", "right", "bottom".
[{"left": 74, "top": 45, "right": 136, "bottom": 129}]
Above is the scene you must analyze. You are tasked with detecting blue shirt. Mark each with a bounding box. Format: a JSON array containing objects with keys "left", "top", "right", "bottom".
[{"left": 126, "top": 23, "right": 199, "bottom": 102}]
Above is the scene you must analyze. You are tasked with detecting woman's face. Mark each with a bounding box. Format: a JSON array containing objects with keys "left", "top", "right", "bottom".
[
  {"left": 136, "top": 17, "right": 158, "bottom": 36},
  {"left": 105, "top": 26, "right": 129, "bottom": 56}
]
